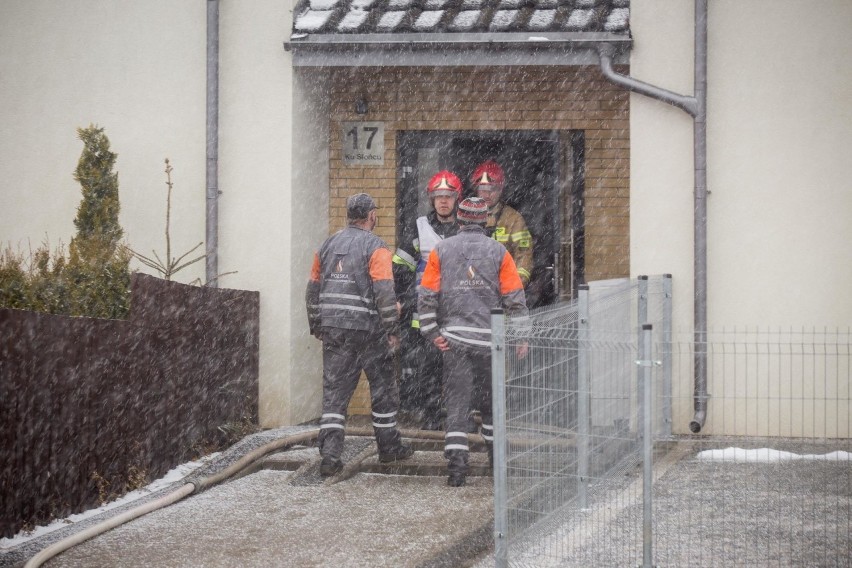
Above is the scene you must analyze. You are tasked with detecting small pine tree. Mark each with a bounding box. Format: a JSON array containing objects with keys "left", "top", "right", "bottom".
[{"left": 65, "top": 125, "right": 130, "bottom": 319}]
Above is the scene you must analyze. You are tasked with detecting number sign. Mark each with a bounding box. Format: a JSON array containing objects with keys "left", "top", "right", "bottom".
[{"left": 342, "top": 122, "right": 384, "bottom": 166}]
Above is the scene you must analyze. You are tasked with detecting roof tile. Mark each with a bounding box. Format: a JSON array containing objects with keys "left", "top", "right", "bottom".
[{"left": 291, "top": 0, "right": 629, "bottom": 38}]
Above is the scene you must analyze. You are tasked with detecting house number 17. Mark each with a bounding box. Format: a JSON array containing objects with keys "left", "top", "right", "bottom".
[{"left": 342, "top": 122, "right": 384, "bottom": 166}]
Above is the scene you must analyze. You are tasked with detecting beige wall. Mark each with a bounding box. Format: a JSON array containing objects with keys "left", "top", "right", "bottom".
[
  {"left": 631, "top": 0, "right": 852, "bottom": 328},
  {"left": 0, "top": 1, "right": 207, "bottom": 281},
  {"left": 0, "top": 0, "right": 304, "bottom": 428},
  {"left": 632, "top": 0, "right": 852, "bottom": 436}
]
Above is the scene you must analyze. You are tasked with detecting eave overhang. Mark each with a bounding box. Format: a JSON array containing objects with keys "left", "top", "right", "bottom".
[{"left": 285, "top": 32, "right": 631, "bottom": 66}]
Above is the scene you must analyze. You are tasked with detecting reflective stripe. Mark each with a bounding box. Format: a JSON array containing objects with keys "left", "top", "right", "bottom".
[
  {"left": 392, "top": 249, "right": 416, "bottom": 271},
  {"left": 445, "top": 444, "right": 470, "bottom": 451},
  {"left": 323, "top": 413, "right": 346, "bottom": 420},
  {"left": 421, "top": 322, "right": 437, "bottom": 332},
  {"left": 446, "top": 431, "right": 469, "bottom": 439},
  {"left": 419, "top": 312, "right": 437, "bottom": 320},
  {"left": 481, "top": 433, "right": 494, "bottom": 441},
  {"left": 481, "top": 424, "right": 493, "bottom": 431},
  {"left": 442, "top": 329, "right": 492, "bottom": 347},
  {"left": 373, "top": 411, "right": 397, "bottom": 418},
  {"left": 444, "top": 325, "right": 491, "bottom": 335},
  {"left": 511, "top": 230, "right": 531, "bottom": 241},
  {"left": 320, "top": 292, "right": 373, "bottom": 304},
  {"left": 320, "top": 423, "right": 345, "bottom": 430},
  {"left": 373, "top": 422, "right": 398, "bottom": 428},
  {"left": 517, "top": 267, "right": 531, "bottom": 280},
  {"left": 322, "top": 303, "right": 378, "bottom": 315},
  {"left": 494, "top": 234, "right": 509, "bottom": 243}
]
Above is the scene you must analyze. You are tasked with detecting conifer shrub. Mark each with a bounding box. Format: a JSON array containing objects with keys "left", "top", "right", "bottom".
[{"left": 0, "top": 125, "right": 130, "bottom": 318}]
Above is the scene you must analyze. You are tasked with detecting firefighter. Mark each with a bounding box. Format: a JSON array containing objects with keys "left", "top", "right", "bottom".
[
  {"left": 392, "top": 170, "right": 462, "bottom": 430},
  {"left": 471, "top": 160, "right": 534, "bottom": 288},
  {"left": 306, "top": 192, "right": 414, "bottom": 476},
  {"left": 418, "top": 197, "right": 529, "bottom": 487}
]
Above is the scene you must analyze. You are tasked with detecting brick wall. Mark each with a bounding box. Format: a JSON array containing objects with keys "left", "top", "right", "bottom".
[{"left": 324, "top": 65, "right": 630, "bottom": 413}]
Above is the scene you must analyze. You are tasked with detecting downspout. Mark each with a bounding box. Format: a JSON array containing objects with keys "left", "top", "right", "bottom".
[
  {"left": 206, "top": 0, "right": 220, "bottom": 287},
  {"left": 597, "top": 0, "right": 708, "bottom": 433}
]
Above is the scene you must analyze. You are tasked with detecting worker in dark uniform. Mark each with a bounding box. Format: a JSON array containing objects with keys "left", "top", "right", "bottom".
[
  {"left": 392, "top": 170, "right": 461, "bottom": 430},
  {"left": 306, "top": 193, "right": 414, "bottom": 476},
  {"left": 418, "top": 197, "right": 529, "bottom": 487}
]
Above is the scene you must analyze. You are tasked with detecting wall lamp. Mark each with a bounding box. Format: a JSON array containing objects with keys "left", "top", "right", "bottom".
[{"left": 355, "top": 96, "right": 368, "bottom": 115}]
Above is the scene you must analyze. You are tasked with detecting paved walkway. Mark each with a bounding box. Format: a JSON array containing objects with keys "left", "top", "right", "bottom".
[{"left": 3, "top": 426, "right": 496, "bottom": 568}]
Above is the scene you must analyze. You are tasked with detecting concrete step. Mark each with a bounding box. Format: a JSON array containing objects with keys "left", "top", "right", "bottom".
[{"left": 259, "top": 437, "right": 492, "bottom": 478}]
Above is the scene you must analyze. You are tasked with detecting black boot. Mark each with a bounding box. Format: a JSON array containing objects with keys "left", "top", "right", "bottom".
[
  {"left": 379, "top": 441, "right": 415, "bottom": 463},
  {"left": 446, "top": 449, "right": 469, "bottom": 487},
  {"left": 447, "top": 472, "right": 466, "bottom": 487},
  {"left": 320, "top": 456, "right": 343, "bottom": 477}
]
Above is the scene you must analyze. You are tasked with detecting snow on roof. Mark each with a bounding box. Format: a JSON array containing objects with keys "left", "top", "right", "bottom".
[
  {"left": 377, "top": 10, "right": 406, "bottom": 31},
  {"left": 294, "top": 9, "right": 335, "bottom": 32},
  {"left": 414, "top": 10, "right": 445, "bottom": 31},
  {"left": 604, "top": 7, "right": 629, "bottom": 32},
  {"left": 489, "top": 9, "right": 519, "bottom": 31},
  {"left": 450, "top": 10, "right": 481, "bottom": 31},
  {"left": 339, "top": 8, "right": 370, "bottom": 31},
  {"left": 290, "top": 0, "right": 630, "bottom": 37},
  {"left": 309, "top": 0, "right": 341, "bottom": 10},
  {"left": 528, "top": 9, "right": 556, "bottom": 31},
  {"left": 565, "top": 8, "right": 594, "bottom": 30}
]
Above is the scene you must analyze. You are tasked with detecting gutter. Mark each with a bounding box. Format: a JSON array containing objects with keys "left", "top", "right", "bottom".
[
  {"left": 284, "top": 32, "right": 632, "bottom": 67},
  {"left": 597, "top": 0, "right": 709, "bottom": 433},
  {"left": 206, "top": 0, "right": 220, "bottom": 287}
]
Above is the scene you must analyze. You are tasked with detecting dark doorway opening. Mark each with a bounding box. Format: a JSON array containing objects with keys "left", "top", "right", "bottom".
[{"left": 397, "top": 130, "right": 585, "bottom": 307}]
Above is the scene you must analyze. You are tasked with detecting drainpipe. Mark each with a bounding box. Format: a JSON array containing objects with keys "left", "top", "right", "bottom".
[
  {"left": 597, "top": 0, "right": 708, "bottom": 433},
  {"left": 206, "top": 0, "right": 220, "bottom": 287}
]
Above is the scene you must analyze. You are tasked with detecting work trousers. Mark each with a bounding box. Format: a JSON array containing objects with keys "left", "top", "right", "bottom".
[
  {"left": 399, "top": 325, "right": 444, "bottom": 427},
  {"left": 442, "top": 345, "right": 494, "bottom": 475},
  {"left": 318, "top": 327, "right": 404, "bottom": 460}
]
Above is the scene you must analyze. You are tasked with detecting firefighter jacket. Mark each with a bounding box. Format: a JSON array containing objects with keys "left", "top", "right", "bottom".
[
  {"left": 486, "top": 202, "right": 533, "bottom": 286},
  {"left": 306, "top": 226, "right": 399, "bottom": 337},
  {"left": 392, "top": 210, "right": 458, "bottom": 328},
  {"left": 417, "top": 225, "right": 529, "bottom": 351}
]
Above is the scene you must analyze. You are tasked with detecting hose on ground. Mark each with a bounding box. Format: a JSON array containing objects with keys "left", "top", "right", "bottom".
[{"left": 24, "top": 429, "right": 321, "bottom": 568}]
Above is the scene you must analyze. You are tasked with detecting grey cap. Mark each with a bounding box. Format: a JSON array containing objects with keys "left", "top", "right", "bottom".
[{"left": 347, "top": 192, "right": 378, "bottom": 219}]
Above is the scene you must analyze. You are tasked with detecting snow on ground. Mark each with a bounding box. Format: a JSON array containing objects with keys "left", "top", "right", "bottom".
[
  {"left": 696, "top": 447, "right": 852, "bottom": 463},
  {"left": 0, "top": 453, "right": 220, "bottom": 549}
]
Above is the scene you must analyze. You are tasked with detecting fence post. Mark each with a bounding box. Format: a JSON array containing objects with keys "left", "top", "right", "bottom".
[
  {"left": 662, "top": 274, "right": 673, "bottom": 437},
  {"left": 491, "top": 308, "right": 509, "bottom": 568},
  {"left": 577, "top": 285, "right": 590, "bottom": 508},
  {"left": 637, "top": 275, "right": 648, "bottom": 439},
  {"left": 640, "top": 323, "right": 654, "bottom": 567}
]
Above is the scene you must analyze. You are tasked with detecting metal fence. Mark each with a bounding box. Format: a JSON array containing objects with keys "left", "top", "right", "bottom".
[{"left": 491, "top": 275, "right": 852, "bottom": 567}]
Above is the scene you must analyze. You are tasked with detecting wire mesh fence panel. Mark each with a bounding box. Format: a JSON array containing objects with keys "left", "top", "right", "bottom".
[
  {"left": 654, "top": 328, "right": 852, "bottom": 567},
  {"left": 493, "top": 277, "right": 851, "bottom": 567},
  {"left": 495, "top": 275, "right": 673, "bottom": 567}
]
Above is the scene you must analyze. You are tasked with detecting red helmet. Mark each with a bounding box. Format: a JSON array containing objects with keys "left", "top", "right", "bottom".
[
  {"left": 471, "top": 160, "right": 505, "bottom": 187},
  {"left": 427, "top": 170, "right": 462, "bottom": 198}
]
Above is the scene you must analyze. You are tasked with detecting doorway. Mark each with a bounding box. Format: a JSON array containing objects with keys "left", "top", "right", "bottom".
[{"left": 396, "top": 130, "right": 585, "bottom": 307}]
